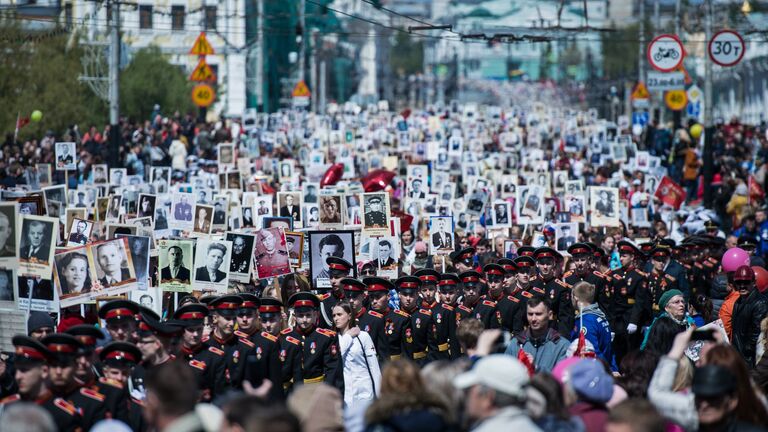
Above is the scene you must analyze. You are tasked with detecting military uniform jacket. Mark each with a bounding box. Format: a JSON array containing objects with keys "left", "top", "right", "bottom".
[
  {"left": 83, "top": 377, "right": 129, "bottom": 425},
  {"left": 59, "top": 386, "right": 110, "bottom": 431},
  {"left": 0, "top": 393, "right": 83, "bottom": 432},
  {"left": 129, "top": 355, "right": 175, "bottom": 401},
  {"left": 646, "top": 271, "right": 680, "bottom": 319},
  {"left": 532, "top": 277, "right": 574, "bottom": 336},
  {"left": 278, "top": 329, "right": 304, "bottom": 391},
  {"left": 204, "top": 333, "right": 253, "bottom": 389},
  {"left": 485, "top": 292, "right": 522, "bottom": 333},
  {"left": 466, "top": 299, "right": 501, "bottom": 330},
  {"left": 608, "top": 266, "right": 649, "bottom": 329},
  {"left": 565, "top": 270, "right": 612, "bottom": 322},
  {"left": 236, "top": 330, "right": 284, "bottom": 399},
  {"left": 318, "top": 292, "right": 343, "bottom": 329},
  {"left": 178, "top": 343, "right": 228, "bottom": 401},
  {"left": 357, "top": 308, "right": 389, "bottom": 360},
  {"left": 431, "top": 302, "right": 461, "bottom": 360},
  {"left": 380, "top": 308, "right": 414, "bottom": 361},
  {"left": 284, "top": 327, "right": 342, "bottom": 391},
  {"left": 402, "top": 307, "right": 438, "bottom": 365},
  {"left": 643, "top": 261, "right": 689, "bottom": 300}
]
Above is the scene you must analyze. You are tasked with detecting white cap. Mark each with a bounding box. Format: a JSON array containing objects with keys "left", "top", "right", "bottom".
[{"left": 453, "top": 354, "right": 529, "bottom": 398}]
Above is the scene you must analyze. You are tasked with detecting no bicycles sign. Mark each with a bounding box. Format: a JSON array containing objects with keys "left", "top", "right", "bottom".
[{"left": 647, "top": 34, "right": 685, "bottom": 73}]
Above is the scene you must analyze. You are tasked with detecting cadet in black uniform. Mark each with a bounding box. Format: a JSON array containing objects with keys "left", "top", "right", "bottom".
[
  {"left": 259, "top": 297, "right": 303, "bottom": 393},
  {"left": 172, "top": 303, "right": 227, "bottom": 401},
  {"left": 318, "top": 257, "right": 354, "bottom": 328},
  {"left": 458, "top": 270, "right": 500, "bottom": 329},
  {"left": 64, "top": 325, "right": 129, "bottom": 423},
  {"left": 483, "top": 263, "right": 522, "bottom": 333},
  {"left": 285, "top": 292, "right": 342, "bottom": 390},
  {"left": 432, "top": 273, "right": 462, "bottom": 360},
  {"left": 564, "top": 243, "right": 612, "bottom": 321},
  {"left": 364, "top": 276, "right": 413, "bottom": 362},
  {"left": 610, "top": 241, "right": 650, "bottom": 363},
  {"left": 497, "top": 258, "right": 518, "bottom": 293},
  {"left": 1, "top": 336, "right": 83, "bottom": 432},
  {"left": 234, "top": 294, "right": 283, "bottom": 400},
  {"left": 414, "top": 269, "right": 440, "bottom": 309},
  {"left": 97, "top": 299, "right": 140, "bottom": 343},
  {"left": 130, "top": 309, "right": 180, "bottom": 400},
  {"left": 450, "top": 247, "right": 477, "bottom": 274},
  {"left": 41, "top": 334, "right": 109, "bottom": 430},
  {"left": 394, "top": 275, "right": 437, "bottom": 366},
  {"left": 98, "top": 341, "right": 147, "bottom": 431},
  {"left": 531, "top": 247, "right": 574, "bottom": 336},
  {"left": 341, "top": 278, "right": 388, "bottom": 360},
  {"left": 204, "top": 295, "right": 254, "bottom": 390},
  {"left": 646, "top": 246, "right": 683, "bottom": 319}
]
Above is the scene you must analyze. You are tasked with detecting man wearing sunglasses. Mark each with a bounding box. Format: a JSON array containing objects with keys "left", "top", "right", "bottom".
[{"left": 730, "top": 265, "right": 768, "bottom": 367}]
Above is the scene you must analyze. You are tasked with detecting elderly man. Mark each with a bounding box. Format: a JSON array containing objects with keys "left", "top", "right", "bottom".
[
  {"left": 21, "top": 220, "right": 50, "bottom": 262},
  {"left": 96, "top": 241, "right": 130, "bottom": 287}
]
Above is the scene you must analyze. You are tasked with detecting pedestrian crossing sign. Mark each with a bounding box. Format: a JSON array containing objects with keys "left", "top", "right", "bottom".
[
  {"left": 631, "top": 82, "right": 650, "bottom": 100},
  {"left": 189, "top": 58, "right": 216, "bottom": 82},
  {"left": 190, "top": 32, "right": 215, "bottom": 56}
]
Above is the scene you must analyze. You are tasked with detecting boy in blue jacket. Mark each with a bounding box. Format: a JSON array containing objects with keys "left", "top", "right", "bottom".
[{"left": 570, "top": 281, "right": 618, "bottom": 371}]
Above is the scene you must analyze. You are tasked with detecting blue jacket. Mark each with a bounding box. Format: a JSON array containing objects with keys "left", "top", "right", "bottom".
[
  {"left": 570, "top": 304, "right": 618, "bottom": 371},
  {"left": 504, "top": 328, "right": 569, "bottom": 373}
]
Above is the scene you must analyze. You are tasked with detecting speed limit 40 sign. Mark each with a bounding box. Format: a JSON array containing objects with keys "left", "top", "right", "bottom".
[{"left": 709, "top": 30, "right": 745, "bottom": 67}]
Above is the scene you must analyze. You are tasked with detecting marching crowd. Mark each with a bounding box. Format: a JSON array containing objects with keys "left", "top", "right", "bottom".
[{"left": 2, "top": 100, "right": 768, "bottom": 432}]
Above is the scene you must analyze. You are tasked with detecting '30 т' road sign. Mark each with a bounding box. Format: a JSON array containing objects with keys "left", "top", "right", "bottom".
[{"left": 708, "top": 30, "right": 745, "bottom": 67}]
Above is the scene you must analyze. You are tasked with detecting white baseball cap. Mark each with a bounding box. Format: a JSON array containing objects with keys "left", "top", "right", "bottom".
[{"left": 453, "top": 354, "right": 529, "bottom": 398}]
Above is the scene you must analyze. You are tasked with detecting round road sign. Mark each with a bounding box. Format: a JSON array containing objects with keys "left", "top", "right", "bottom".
[
  {"left": 192, "top": 83, "right": 216, "bottom": 108},
  {"left": 665, "top": 90, "right": 688, "bottom": 111},
  {"left": 708, "top": 30, "right": 745, "bottom": 67},
  {"left": 647, "top": 34, "right": 685, "bottom": 72}
]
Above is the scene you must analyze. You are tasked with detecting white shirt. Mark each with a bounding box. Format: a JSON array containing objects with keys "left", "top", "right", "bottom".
[{"left": 338, "top": 331, "right": 381, "bottom": 409}]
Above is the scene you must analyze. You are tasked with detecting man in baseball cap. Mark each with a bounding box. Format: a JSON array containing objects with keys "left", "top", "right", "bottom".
[{"left": 453, "top": 355, "right": 541, "bottom": 431}]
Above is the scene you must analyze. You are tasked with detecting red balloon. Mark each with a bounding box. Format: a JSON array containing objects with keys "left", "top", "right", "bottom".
[
  {"left": 362, "top": 169, "right": 395, "bottom": 192},
  {"left": 754, "top": 266, "right": 768, "bottom": 293},
  {"left": 320, "top": 163, "right": 344, "bottom": 187},
  {"left": 400, "top": 109, "right": 412, "bottom": 120},
  {"left": 391, "top": 210, "right": 413, "bottom": 234}
]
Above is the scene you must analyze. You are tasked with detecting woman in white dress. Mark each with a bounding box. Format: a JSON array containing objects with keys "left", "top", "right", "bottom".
[{"left": 332, "top": 301, "right": 381, "bottom": 410}]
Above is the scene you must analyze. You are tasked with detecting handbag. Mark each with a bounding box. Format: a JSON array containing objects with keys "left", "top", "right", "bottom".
[{"left": 355, "top": 335, "right": 377, "bottom": 398}]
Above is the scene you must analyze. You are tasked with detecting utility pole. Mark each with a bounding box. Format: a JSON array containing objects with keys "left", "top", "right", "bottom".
[
  {"left": 256, "top": 0, "right": 264, "bottom": 111},
  {"left": 703, "top": 0, "right": 715, "bottom": 208},
  {"left": 298, "top": 0, "right": 305, "bottom": 83},
  {"left": 310, "top": 29, "right": 318, "bottom": 113},
  {"left": 108, "top": 0, "right": 121, "bottom": 168},
  {"left": 638, "top": 0, "right": 645, "bottom": 84},
  {"left": 319, "top": 60, "right": 326, "bottom": 114}
]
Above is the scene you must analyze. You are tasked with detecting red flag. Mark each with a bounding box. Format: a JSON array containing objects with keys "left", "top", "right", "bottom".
[
  {"left": 16, "top": 116, "right": 30, "bottom": 131},
  {"left": 573, "top": 329, "right": 596, "bottom": 359},
  {"left": 517, "top": 348, "right": 534, "bottom": 376},
  {"left": 749, "top": 175, "right": 764, "bottom": 202},
  {"left": 653, "top": 176, "right": 686, "bottom": 209}
]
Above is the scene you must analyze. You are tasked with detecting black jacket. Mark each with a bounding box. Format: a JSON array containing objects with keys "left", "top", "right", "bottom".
[{"left": 732, "top": 289, "right": 768, "bottom": 367}]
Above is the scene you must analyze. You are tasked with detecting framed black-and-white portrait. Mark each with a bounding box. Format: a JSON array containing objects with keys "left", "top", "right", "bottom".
[
  {"left": 42, "top": 185, "right": 66, "bottom": 217},
  {"left": 193, "top": 239, "right": 232, "bottom": 294},
  {"left": 226, "top": 232, "right": 255, "bottom": 282},
  {"left": 589, "top": 186, "right": 620, "bottom": 227},
  {"left": 114, "top": 234, "right": 150, "bottom": 292},
  {"left": 319, "top": 194, "right": 343, "bottom": 229},
  {"left": 18, "top": 195, "right": 44, "bottom": 217},
  {"left": 192, "top": 204, "right": 214, "bottom": 235},
  {"left": 92, "top": 164, "right": 109, "bottom": 184},
  {"left": 277, "top": 191, "right": 302, "bottom": 226},
  {"left": 555, "top": 222, "right": 578, "bottom": 253},
  {"left": 429, "top": 215, "right": 454, "bottom": 255},
  {"left": 110, "top": 168, "right": 127, "bottom": 186},
  {"left": 285, "top": 231, "right": 304, "bottom": 268},
  {"left": 0, "top": 202, "right": 18, "bottom": 266},
  {"left": 67, "top": 218, "right": 93, "bottom": 247},
  {"left": 308, "top": 230, "right": 355, "bottom": 290},
  {"left": 170, "top": 192, "right": 194, "bottom": 230},
  {"left": 158, "top": 239, "right": 194, "bottom": 292},
  {"left": 516, "top": 185, "right": 544, "bottom": 225},
  {"left": 492, "top": 201, "right": 512, "bottom": 228},
  {"left": 362, "top": 192, "right": 390, "bottom": 236},
  {"left": 218, "top": 143, "right": 235, "bottom": 168},
  {"left": 55, "top": 142, "right": 76, "bottom": 171},
  {"left": 18, "top": 214, "right": 58, "bottom": 279}
]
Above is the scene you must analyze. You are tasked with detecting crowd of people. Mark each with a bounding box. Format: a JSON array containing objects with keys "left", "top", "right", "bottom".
[{"left": 1, "top": 99, "right": 768, "bottom": 432}]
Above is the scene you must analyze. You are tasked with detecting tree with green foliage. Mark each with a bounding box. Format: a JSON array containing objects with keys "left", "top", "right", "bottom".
[
  {"left": 601, "top": 24, "right": 642, "bottom": 80},
  {"left": 119, "top": 46, "right": 195, "bottom": 122},
  {"left": 0, "top": 22, "right": 105, "bottom": 140},
  {"left": 390, "top": 32, "right": 424, "bottom": 76}
]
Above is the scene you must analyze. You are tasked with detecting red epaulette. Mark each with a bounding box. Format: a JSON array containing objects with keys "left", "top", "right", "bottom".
[
  {"left": 239, "top": 337, "right": 255, "bottom": 348},
  {"left": 612, "top": 273, "right": 623, "bottom": 280},
  {"left": 201, "top": 336, "right": 210, "bottom": 343},
  {"left": 521, "top": 291, "right": 534, "bottom": 298},
  {"left": 281, "top": 327, "right": 293, "bottom": 335},
  {"left": 593, "top": 270, "right": 608, "bottom": 280},
  {"left": 664, "top": 274, "right": 676, "bottom": 282},
  {"left": 394, "top": 309, "right": 410, "bottom": 318},
  {"left": 99, "top": 377, "right": 123, "bottom": 389},
  {"left": 317, "top": 293, "right": 331, "bottom": 301},
  {"left": 482, "top": 300, "right": 496, "bottom": 307},
  {"left": 683, "top": 263, "right": 692, "bottom": 270},
  {"left": 459, "top": 305, "right": 472, "bottom": 312},
  {"left": 261, "top": 331, "right": 278, "bottom": 342},
  {"left": 234, "top": 330, "right": 250, "bottom": 339},
  {"left": 285, "top": 336, "right": 301, "bottom": 345},
  {"left": 533, "top": 287, "right": 546, "bottom": 294},
  {"left": 694, "top": 262, "right": 704, "bottom": 269},
  {"left": 419, "top": 309, "right": 432, "bottom": 316},
  {"left": 442, "top": 304, "right": 454, "bottom": 311},
  {"left": 635, "top": 270, "right": 648, "bottom": 277},
  {"left": 316, "top": 328, "right": 336, "bottom": 337},
  {"left": 0, "top": 394, "right": 20, "bottom": 404},
  {"left": 703, "top": 261, "right": 714, "bottom": 268},
  {"left": 189, "top": 359, "right": 207, "bottom": 370},
  {"left": 563, "top": 270, "right": 574, "bottom": 278},
  {"left": 555, "top": 279, "right": 571, "bottom": 288},
  {"left": 80, "top": 387, "right": 106, "bottom": 402},
  {"left": 367, "top": 310, "right": 384, "bottom": 318},
  {"left": 54, "top": 398, "right": 77, "bottom": 415},
  {"left": 208, "top": 346, "right": 225, "bottom": 356},
  {"left": 707, "top": 257, "right": 719, "bottom": 265},
  {"left": 509, "top": 296, "right": 520, "bottom": 303},
  {"left": 131, "top": 397, "right": 145, "bottom": 407}
]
